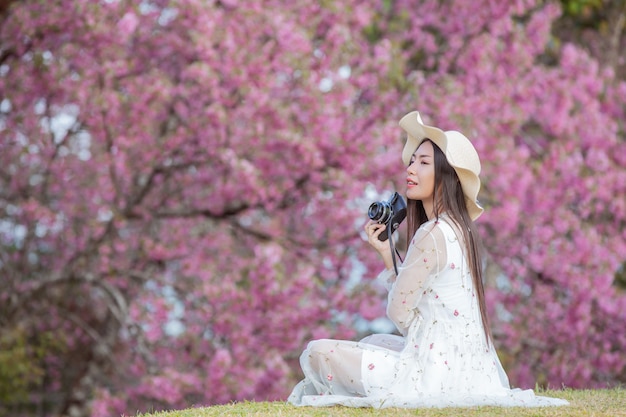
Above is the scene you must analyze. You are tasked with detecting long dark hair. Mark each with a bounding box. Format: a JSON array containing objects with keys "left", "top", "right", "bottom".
[{"left": 406, "top": 139, "right": 492, "bottom": 344}]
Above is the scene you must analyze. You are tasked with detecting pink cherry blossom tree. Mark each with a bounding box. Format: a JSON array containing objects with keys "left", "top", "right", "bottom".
[
  {"left": 1, "top": 0, "right": 625, "bottom": 416},
  {"left": 1, "top": 1, "right": 401, "bottom": 415}
]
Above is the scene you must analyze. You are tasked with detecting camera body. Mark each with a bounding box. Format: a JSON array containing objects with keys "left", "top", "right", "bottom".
[{"left": 368, "top": 192, "right": 407, "bottom": 241}]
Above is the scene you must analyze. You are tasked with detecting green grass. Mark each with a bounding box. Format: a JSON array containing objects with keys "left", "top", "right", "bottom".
[{"left": 133, "top": 388, "right": 626, "bottom": 417}]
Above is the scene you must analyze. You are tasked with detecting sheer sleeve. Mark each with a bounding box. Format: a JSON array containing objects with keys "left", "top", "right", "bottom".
[
  {"left": 375, "top": 268, "right": 396, "bottom": 292},
  {"left": 386, "top": 222, "right": 447, "bottom": 336}
]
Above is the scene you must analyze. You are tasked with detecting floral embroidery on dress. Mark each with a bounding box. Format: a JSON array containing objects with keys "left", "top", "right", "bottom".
[
  {"left": 368, "top": 363, "right": 375, "bottom": 370},
  {"left": 326, "top": 374, "right": 333, "bottom": 381}
]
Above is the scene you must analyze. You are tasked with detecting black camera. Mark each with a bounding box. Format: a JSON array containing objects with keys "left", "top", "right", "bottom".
[{"left": 368, "top": 192, "right": 407, "bottom": 241}]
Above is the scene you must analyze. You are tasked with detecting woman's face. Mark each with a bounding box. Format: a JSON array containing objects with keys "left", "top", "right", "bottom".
[{"left": 406, "top": 140, "right": 435, "bottom": 202}]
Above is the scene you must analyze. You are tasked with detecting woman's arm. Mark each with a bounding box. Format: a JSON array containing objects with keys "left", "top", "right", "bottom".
[{"left": 386, "top": 223, "right": 447, "bottom": 336}]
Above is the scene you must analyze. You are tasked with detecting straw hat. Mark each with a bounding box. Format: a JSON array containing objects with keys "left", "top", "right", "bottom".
[{"left": 399, "top": 111, "right": 484, "bottom": 220}]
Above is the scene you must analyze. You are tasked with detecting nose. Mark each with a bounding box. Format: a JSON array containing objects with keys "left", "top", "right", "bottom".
[{"left": 407, "top": 161, "right": 417, "bottom": 175}]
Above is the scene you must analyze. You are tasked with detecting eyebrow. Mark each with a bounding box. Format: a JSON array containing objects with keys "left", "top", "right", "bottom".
[{"left": 412, "top": 153, "right": 432, "bottom": 159}]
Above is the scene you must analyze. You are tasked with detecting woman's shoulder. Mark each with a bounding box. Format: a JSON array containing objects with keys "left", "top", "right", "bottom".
[
  {"left": 412, "top": 215, "right": 460, "bottom": 247},
  {"left": 415, "top": 215, "right": 455, "bottom": 234},
  {"left": 411, "top": 218, "right": 446, "bottom": 247}
]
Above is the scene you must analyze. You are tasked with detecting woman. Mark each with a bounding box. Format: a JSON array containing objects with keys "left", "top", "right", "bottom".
[{"left": 287, "top": 111, "right": 568, "bottom": 408}]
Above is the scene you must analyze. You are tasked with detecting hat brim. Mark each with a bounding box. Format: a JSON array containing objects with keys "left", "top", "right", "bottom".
[
  {"left": 454, "top": 167, "right": 484, "bottom": 221},
  {"left": 399, "top": 111, "right": 447, "bottom": 167}
]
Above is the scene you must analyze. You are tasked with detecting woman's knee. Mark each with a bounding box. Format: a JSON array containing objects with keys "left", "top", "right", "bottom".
[
  {"left": 305, "top": 340, "right": 336, "bottom": 369},
  {"left": 307, "top": 339, "right": 335, "bottom": 354}
]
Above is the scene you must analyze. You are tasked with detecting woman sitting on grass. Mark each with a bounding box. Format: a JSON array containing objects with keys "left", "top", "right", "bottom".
[{"left": 288, "top": 111, "right": 569, "bottom": 408}]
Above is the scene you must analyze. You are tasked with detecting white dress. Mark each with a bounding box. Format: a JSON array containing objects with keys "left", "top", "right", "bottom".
[{"left": 288, "top": 216, "right": 569, "bottom": 408}]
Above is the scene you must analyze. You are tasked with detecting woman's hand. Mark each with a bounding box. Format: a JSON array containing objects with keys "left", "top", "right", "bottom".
[
  {"left": 364, "top": 220, "right": 388, "bottom": 252},
  {"left": 364, "top": 220, "right": 394, "bottom": 270}
]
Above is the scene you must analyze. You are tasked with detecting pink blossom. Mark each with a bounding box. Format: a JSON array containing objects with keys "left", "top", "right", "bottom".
[{"left": 117, "top": 11, "right": 138, "bottom": 39}]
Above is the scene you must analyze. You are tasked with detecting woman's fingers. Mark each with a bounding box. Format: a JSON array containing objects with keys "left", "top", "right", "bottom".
[
  {"left": 366, "top": 223, "right": 387, "bottom": 248},
  {"left": 372, "top": 223, "right": 386, "bottom": 239},
  {"left": 364, "top": 221, "right": 382, "bottom": 236}
]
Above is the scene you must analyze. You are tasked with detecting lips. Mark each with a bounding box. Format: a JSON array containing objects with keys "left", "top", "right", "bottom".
[{"left": 407, "top": 177, "right": 417, "bottom": 186}]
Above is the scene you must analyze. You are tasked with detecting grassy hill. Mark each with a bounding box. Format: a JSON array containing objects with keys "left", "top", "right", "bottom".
[{"left": 133, "top": 388, "right": 626, "bottom": 417}]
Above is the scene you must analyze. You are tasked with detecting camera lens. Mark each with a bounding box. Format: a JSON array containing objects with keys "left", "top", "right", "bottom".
[{"left": 368, "top": 202, "right": 391, "bottom": 224}]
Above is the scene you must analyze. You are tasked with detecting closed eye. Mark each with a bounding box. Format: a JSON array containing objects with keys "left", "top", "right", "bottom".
[{"left": 410, "top": 153, "right": 432, "bottom": 166}]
